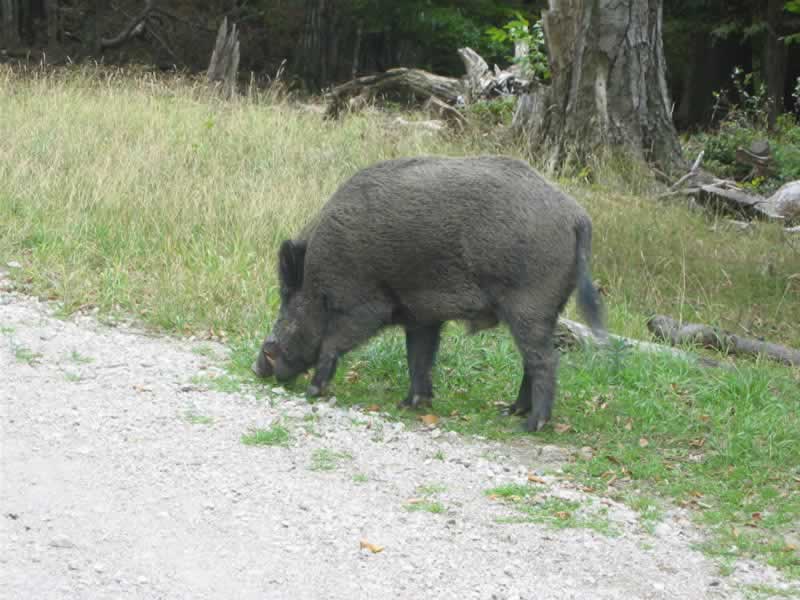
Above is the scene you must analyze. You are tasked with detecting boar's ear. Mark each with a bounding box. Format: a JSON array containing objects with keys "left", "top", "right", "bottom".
[{"left": 279, "top": 240, "right": 307, "bottom": 292}]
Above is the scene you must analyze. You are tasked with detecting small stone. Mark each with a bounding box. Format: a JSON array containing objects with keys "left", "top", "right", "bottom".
[
  {"left": 653, "top": 582, "right": 665, "bottom": 592},
  {"left": 7, "top": 261, "right": 21, "bottom": 269},
  {"left": 654, "top": 522, "right": 672, "bottom": 537},
  {"left": 137, "top": 576, "right": 149, "bottom": 585},
  {"left": 202, "top": 502, "right": 215, "bottom": 511},
  {"left": 577, "top": 446, "right": 594, "bottom": 460},
  {"left": 93, "top": 563, "right": 105, "bottom": 573},
  {"left": 430, "top": 429, "right": 442, "bottom": 439},
  {"left": 503, "top": 565, "right": 514, "bottom": 576},
  {"left": 49, "top": 534, "right": 76, "bottom": 549},
  {"left": 67, "top": 561, "right": 80, "bottom": 571},
  {"left": 709, "top": 580, "right": 721, "bottom": 587}
]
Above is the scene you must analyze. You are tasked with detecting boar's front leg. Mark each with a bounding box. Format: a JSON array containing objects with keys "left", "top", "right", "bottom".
[
  {"left": 400, "top": 322, "right": 443, "bottom": 409},
  {"left": 306, "top": 301, "right": 389, "bottom": 398}
]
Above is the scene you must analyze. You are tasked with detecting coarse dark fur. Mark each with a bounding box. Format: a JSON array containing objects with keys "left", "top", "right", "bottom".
[{"left": 253, "top": 155, "right": 606, "bottom": 431}]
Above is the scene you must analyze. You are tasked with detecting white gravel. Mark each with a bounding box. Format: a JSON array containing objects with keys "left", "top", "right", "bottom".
[{"left": 1, "top": 270, "right": 797, "bottom": 599}]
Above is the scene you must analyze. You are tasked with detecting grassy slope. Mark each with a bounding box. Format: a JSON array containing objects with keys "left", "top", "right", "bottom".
[{"left": 1, "top": 66, "right": 799, "bottom": 576}]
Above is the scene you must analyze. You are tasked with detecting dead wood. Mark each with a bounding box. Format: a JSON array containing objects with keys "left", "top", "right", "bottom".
[
  {"left": 647, "top": 315, "right": 800, "bottom": 367},
  {"left": 735, "top": 145, "right": 774, "bottom": 178},
  {"left": 556, "top": 318, "right": 722, "bottom": 368},
  {"left": 697, "top": 183, "right": 785, "bottom": 222},
  {"left": 99, "top": 0, "right": 155, "bottom": 50},
  {"left": 424, "top": 96, "right": 467, "bottom": 129},
  {"left": 207, "top": 17, "right": 240, "bottom": 99},
  {"left": 325, "top": 47, "right": 529, "bottom": 119},
  {"left": 325, "top": 68, "right": 465, "bottom": 119}
]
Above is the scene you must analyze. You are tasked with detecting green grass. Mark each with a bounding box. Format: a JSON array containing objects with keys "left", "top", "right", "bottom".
[
  {"left": 0, "top": 325, "right": 15, "bottom": 335},
  {"left": 191, "top": 345, "right": 217, "bottom": 358},
  {"left": 13, "top": 344, "right": 42, "bottom": 365},
  {"left": 486, "top": 484, "right": 617, "bottom": 536},
  {"left": 67, "top": 350, "right": 93, "bottom": 364},
  {"left": 405, "top": 483, "right": 447, "bottom": 514},
  {"left": 309, "top": 448, "right": 353, "bottom": 471},
  {"left": 64, "top": 371, "right": 82, "bottom": 382},
  {"left": 352, "top": 473, "right": 369, "bottom": 484},
  {"left": 185, "top": 412, "right": 214, "bottom": 425},
  {"left": 1, "top": 65, "right": 799, "bottom": 577},
  {"left": 241, "top": 425, "right": 291, "bottom": 447}
]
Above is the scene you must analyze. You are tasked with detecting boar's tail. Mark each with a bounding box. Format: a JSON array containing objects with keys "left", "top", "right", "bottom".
[{"left": 574, "top": 216, "right": 607, "bottom": 341}]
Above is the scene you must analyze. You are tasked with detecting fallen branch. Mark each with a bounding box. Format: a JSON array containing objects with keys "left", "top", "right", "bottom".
[
  {"left": 100, "top": 0, "right": 155, "bottom": 50},
  {"left": 647, "top": 315, "right": 800, "bottom": 367},
  {"left": 556, "top": 318, "right": 721, "bottom": 367},
  {"left": 325, "top": 68, "right": 465, "bottom": 119}
]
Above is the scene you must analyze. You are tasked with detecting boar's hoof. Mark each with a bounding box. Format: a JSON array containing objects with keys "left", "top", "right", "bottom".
[
  {"left": 501, "top": 402, "right": 528, "bottom": 417},
  {"left": 524, "top": 413, "right": 549, "bottom": 433},
  {"left": 306, "top": 384, "right": 324, "bottom": 398},
  {"left": 397, "top": 394, "right": 433, "bottom": 409}
]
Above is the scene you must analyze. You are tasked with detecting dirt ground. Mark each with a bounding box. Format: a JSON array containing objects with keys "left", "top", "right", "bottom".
[{"left": 1, "top": 269, "right": 797, "bottom": 599}]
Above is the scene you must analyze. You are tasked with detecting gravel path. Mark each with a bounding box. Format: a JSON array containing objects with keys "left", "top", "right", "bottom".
[{"left": 0, "top": 271, "right": 795, "bottom": 599}]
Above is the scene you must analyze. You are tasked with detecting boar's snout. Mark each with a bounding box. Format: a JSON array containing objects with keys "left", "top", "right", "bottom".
[{"left": 252, "top": 343, "right": 276, "bottom": 379}]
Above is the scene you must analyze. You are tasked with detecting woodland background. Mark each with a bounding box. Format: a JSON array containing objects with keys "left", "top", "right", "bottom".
[{"left": 2, "top": 0, "right": 800, "bottom": 130}]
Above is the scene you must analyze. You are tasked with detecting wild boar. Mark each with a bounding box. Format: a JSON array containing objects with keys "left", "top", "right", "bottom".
[{"left": 252, "top": 156, "right": 605, "bottom": 431}]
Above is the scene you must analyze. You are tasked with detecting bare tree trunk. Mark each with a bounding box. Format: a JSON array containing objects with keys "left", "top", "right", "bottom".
[
  {"left": 46, "top": 0, "right": 58, "bottom": 51},
  {"left": 2, "top": 0, "right": 20, "bottom": 48},
  {"left": 522, "top": 0, "right": 684, "bottom": 174},
  {"left": 765, "top": 0, "right": 787, "bottom": 129},
  {"left": 296, "top": 0, "right": 338, "bottom": 90},
  {"left": 351, "top": 20, "right": 362, "bottom": 79}
]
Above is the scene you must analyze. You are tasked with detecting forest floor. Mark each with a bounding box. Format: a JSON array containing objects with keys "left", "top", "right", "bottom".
[{"left": 3, "top": 276, "right": 799, "bottom": 600}]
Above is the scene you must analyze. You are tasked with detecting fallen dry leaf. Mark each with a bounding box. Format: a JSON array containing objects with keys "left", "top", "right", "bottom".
[
  {"left": 624, "top": 418, "right": 633, "bottom": 431},
  {"left": 365, "top": 404, "right": 381, "bottom": 413},
  {"left": 405, "top": 498, "right": 424, "bottom": 505},
  {"left": 419, "top": 414, "right": 440, "bottom": 426},
  {"left": 554, "top": 511, "right": 571, "bottom": 520},
  {"left": 751, "top": 512, "right": 762, "bottom": 521},
  {"left": 639, "top": 438, "right": 649, "bottom": 448},
  {"left": 689, "top": 438, "right": 706, "bottom": 448},
  {"left": 345, "top": 370, "right": 360, "bottom": 384},
  {"left": 359, "top": 539, "right": 384, "bottom": 553},
  {"left": 782, "top": 544, "right": 798, "bottom": 552},
  {"left": 699, "top": 414, "right": 711, "bottom": 423},
  {"left": 527, "top": 474, "right": 547, "bottom": 484},
  {"left": 553, "top": 422, "right": 571, "bottom": 433}
]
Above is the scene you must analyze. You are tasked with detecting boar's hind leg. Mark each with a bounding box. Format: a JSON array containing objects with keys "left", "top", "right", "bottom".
[
  {"left": 505, "top": 313, "right": 559, "bottom": 432},
  {"left": 400, "top": 323, "right": 443, "bottom": 409},
  {"left": 502, "top": 368, "right": 531, "bottom": 416}
]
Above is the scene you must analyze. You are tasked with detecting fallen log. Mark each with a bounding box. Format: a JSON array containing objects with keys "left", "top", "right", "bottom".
[
  {"left": 697, "top": 183, "right": 785, "bottom": 222},
  {"left": 647, "top": 315, "right": 800, "bottom": 367},
  {"left": 555, "top": 318, "right": 722, "bottom": 368},
  {"left": 325, "top": 68, "right": 465, "bottom": 119},
  {"left": 325, "top": 47, "right": 530, "bottom": 118}
]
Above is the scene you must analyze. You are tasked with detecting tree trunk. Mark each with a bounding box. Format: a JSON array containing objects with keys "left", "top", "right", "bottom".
[
  {"left": 526, "top": 0, "right": 684, "bottom": 173},
  {"left": 2, "top": 0, "right": 19, "bottom": 48},
  {"left": 296, "top": 0, "right": 338, "bottom": 90},
  {"left": 765, "top": 0, "right": 787, "bottom": 129},
  {"left": 46, "top": 0, "right": 58, "bottom": 51}
]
